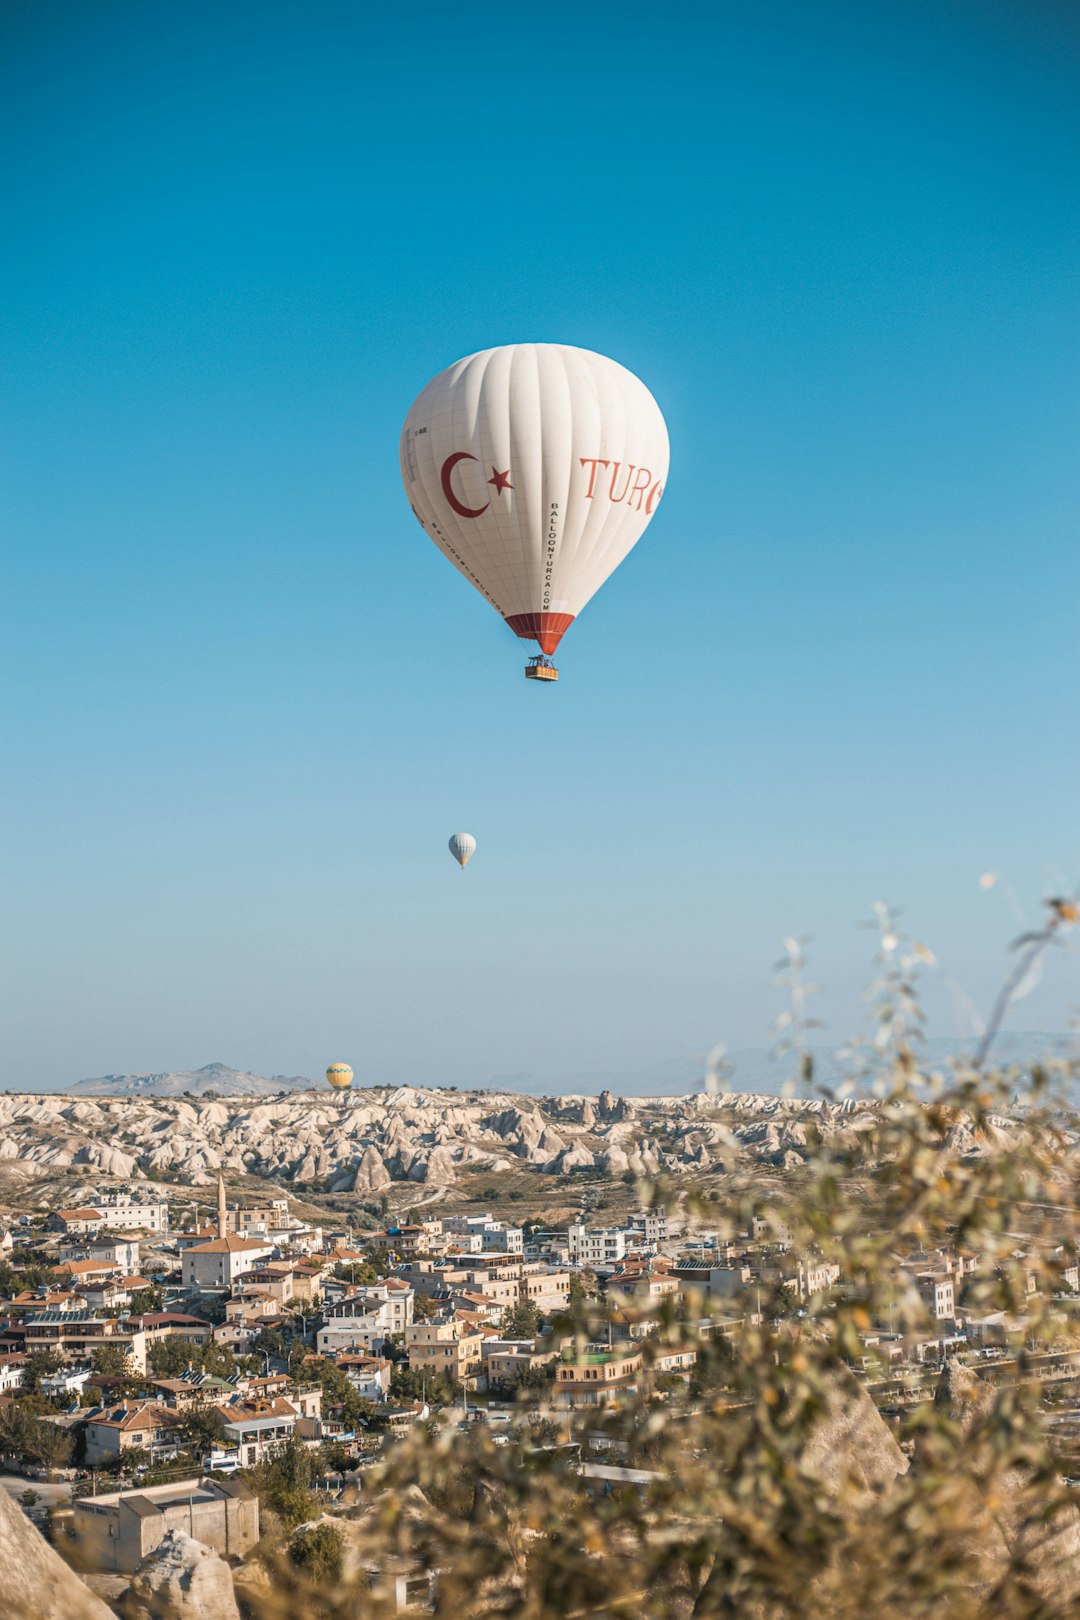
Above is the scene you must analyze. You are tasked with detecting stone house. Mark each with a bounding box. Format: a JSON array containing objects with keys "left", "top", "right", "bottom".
[
  {"left": 181, "top": 1235, "right": 275, "bottom": 1292},
  {"left": 88, "top": 1192, "right": 169, "bottom": 1233},
  {"left": 72, "top": 1477, "right": 258, "bottom": 1574},
  {"left": 48, "top": 1210, "right": 104, "bottom": 1237},
  {"left": 405, "top": 1318, "right": 484, "bottom": 1386}
]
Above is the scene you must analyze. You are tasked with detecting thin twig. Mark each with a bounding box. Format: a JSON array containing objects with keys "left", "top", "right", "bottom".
[{"left": 972, "top": 900, "right": 1075, "bottom": 1072}]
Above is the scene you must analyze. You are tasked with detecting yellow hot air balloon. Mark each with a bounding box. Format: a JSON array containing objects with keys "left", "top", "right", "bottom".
[{"left": 326, "top": 1063, "right": 353, "bottom": 1091}]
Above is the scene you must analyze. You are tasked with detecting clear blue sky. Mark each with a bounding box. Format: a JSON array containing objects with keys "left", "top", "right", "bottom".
[{"left": 2, "top": 0, "right": 1077, "bottom": 1090}]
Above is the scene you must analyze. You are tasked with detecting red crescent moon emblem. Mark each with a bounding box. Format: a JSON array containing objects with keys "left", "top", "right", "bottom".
[{"left": 440, "top": 452, "right": 490, "bottom": 519}]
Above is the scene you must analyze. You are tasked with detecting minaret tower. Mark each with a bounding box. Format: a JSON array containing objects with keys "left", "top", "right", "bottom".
[{"left": 217, "top": 1175, "right": 227, "bottom": 1240}]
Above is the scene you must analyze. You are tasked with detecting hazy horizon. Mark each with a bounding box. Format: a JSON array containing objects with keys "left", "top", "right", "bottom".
[{"left": 4, "top": 1031, "right": 1072, "bottom": 1101}]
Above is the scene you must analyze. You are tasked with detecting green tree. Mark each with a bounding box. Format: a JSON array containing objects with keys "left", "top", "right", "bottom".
[
  {"left": 19, "top": 1351, "right": 63, "bottom": 1396},
  {"left": 318, "top": 1440, "right": 352, "bottom": 1474},
  {"left": 201, "top": 1340, "right": 236, "bottom": 1378},
  {"left": 499, "top": 1298, "right": 540, "bottom": 1339},
  {"left": 0, "top": 1258, "right": 53, "bottom": 1293},
  {"left": 332, "top": 1260, "right": 377, "bottom": 1287},
  {"left": 118, "top": 1445, "right": 152, "bottom": 1474},
  {"left": 250, "top": 1434, "right": 318, "bottom": 1528},
  {"left": 567, "top": 1270, "right": 596, "bottom": 1309},
  {"left": 389, "top": 1363, "right": 459, "bottom": 1406},
  {"left": 148, "top": 1336, "right": 234, "bottom": 1379},
  {"left": 252, "top": 1327, "right": 290, "bottom": 1363},
  {"left": 17, "top": 1489, "right": 39, "bottom": 1508},
  {"left": 687, "top": 1334, "right": 735, "bottom": 1397},
  {"left": 517, "top": 1360, "right": 556, "bottom": 1392},
  {"left": 0, "top": 1404, "right": 72, "bottom": 1469},
  {"left": 289, "top": 1521, "right": 343, "bottom": 1583},
  {"left": 127, "top": 1285, "right": 164, "bottom": 1314},
  {"left": 90, "top": 1344, "right": 135, "bottom": 1379},
  {"left": 303, "top": 1357, "right": 376, "bottom": 1431},
  {"left": 179, "top": 1405, "right": 227, "bottom": 1457},
  {"left": 148, "top": 1337, "right": 202, "bottom": 1378}
]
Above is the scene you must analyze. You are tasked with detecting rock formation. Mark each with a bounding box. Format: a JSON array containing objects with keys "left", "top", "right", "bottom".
[
  {"left": 0, "top": 1083, "right": 1015, "bottom": 1199},
  {"left": 925, "top": 1358, "right": 1080, "bottom": 1603},
  {"left": 124, "top": 1530, "right": 241, "bottom": 1620},
  {"left": 800, "top": 1369, "right": 908, "bottom": 1501},
  {"left": 0, "top": 1486, "right": 113, "bottom": 1620}
]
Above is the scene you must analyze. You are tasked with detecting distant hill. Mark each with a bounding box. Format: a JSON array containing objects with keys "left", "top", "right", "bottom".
[
  {"left": 40, "top": 1033, "right": 1072, "bottom": 1100},
  {"left": 65, "top": 1061, "right": 314, "bottom": 1098}
]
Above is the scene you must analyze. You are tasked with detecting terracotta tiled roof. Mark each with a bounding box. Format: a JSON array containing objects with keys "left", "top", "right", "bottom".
[
  {"left": 187, "top": 1235, "right": 272, "bottom": 1255},
  {"left": 88, "top": 1402, "right": 179, "bottom": 1434}
]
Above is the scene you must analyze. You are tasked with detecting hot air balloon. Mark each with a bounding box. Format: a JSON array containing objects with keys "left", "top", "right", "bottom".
[
  {"left": 400, "top": 344, "right": 669, "bottom": 680},
  {"left": 326, "top": 1063, "right": 353, "bottom": 1091},
  {"left": 449, "top": 832, "right": 476, "bottom": 870}
]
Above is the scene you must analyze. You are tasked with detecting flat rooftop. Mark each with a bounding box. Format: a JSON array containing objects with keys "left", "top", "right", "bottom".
[{"left": 74, "top": 1478, "right": 250, "bottom": 1513}]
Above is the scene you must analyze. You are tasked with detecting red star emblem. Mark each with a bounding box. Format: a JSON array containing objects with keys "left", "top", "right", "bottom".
[{"left": 488, "top": 467, "right": 513, "bottom": 495}]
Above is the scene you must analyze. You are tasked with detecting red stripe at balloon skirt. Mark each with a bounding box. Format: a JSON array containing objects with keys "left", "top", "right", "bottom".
[{"left": 505, "top": 612, "right": 575, "bottom": 655}]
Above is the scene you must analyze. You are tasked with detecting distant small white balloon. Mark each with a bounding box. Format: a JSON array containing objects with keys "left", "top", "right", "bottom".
[{"left": 449, "top": 832, "right": 476, "bottom": 870}]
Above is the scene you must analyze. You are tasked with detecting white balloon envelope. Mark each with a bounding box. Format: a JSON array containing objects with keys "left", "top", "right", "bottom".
[
  {"left": 448, "top": 832, "right": 476, "bottom": 870},
  {"left": 400, "top": 344, "right": 669, "bottom": 670}
]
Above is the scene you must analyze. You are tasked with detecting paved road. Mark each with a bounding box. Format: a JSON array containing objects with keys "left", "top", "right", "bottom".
[{"left": 0, "top": 1472, "right": 73, "bottom": 1509}]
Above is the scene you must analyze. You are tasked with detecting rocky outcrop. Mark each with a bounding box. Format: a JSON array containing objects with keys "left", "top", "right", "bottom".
[
  {"left": 601, "top": 1145, "right": 632, "bottom": 1175},
  {"left": 349, "top": 1144, "right": 392, "bottom": 1192},
  {"left": 554, "top": 1143, "right": 597, "bottom": 1173},
  {"left": 925, "top": 1359, "right": 1080, "bottom": 1602},
  {"left": 124, "top": 1531, "right": 241, "bottom": 1620},
  {"left": 411, "top": 1147, "right": 457, "bottom": 1185},
  {"left": 0, "top": 1084, "right": 1009, "bottom": 1198},
  {"left": 0, "top": 1486, "right": 113, "bottom": 1620},
  {"left": 800, "top": 1369, "right": 908, "bottom": 1502}
]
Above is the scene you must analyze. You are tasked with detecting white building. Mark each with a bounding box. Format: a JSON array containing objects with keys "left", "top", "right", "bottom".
[
  {"left": 337, "top": 1354, "right": 392, "bottom": 1402},
  {"left": 630, "top": 1211, "right": 683, "bottom": 1246},
  {"left": 480, "top": 1226, "right": 523, "bottom": 1255},
  {"left": 914, "top": 1272, "right": 956, "bottom": 1322},
  {"left": 91, "top": 1192, "right": 169, "bottom": 1234},
  {"left": 229, "top": 1199, "right": 290, "bottom": 1236},
  {"left": 317, "top": 1283, "right": 414, "bottom": 1355},
  {"left": 41, "top": 1365, "right": 92, "bottom": 1400},
  {"left": 215, "top": 1391, "right": 322, "bottom": 1467},
  {"left": 263, "top": 1223, "right": 323, "bottom": 1256},
  {"left": 0, "top": 1355, "right": 26, "bottom": 1393},
  {"left": 794, "top": 1258, "right": 842, "bottom": 1300},
  {"left": 182, "top": 1235, "right": 275, "bottom": 1292},
  {"left": 440, "top": 1214, "right": 524, "bottom": 1255},
  {"left": 64, "top": 1236, "right": 140, "bottom": 1272},
  {"left": 568, "top": 1224, "right": 627, "bottom": 1268}
]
